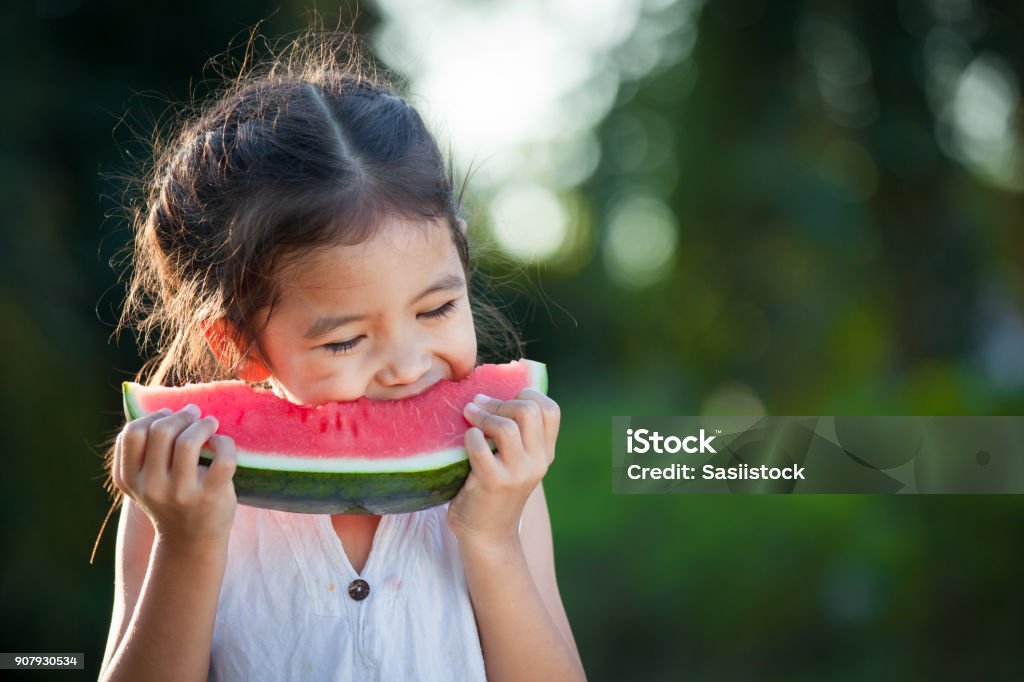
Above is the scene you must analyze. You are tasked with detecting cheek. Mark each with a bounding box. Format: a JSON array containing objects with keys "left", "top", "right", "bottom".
[
  {"left": 447, "top": 306, "right": 479, "bottom": 372},
  {"left": 263, "top": 340, "right": 351, "bottom": 402},
  {"left": 296, "top": 365, "right": 369, "bottom": 404}
]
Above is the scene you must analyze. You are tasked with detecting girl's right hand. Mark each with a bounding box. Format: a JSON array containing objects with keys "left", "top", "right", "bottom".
[{"left": 112, "top": 404, "right": 238, "bottom": 549}]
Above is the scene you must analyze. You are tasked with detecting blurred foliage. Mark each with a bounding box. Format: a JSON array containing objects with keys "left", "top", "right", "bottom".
[{"left": 1, "top": 0, "right": 1023, "bottom": 680}]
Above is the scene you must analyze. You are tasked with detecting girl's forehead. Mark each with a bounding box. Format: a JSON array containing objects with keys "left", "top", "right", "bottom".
[{"left": 276, "top": 221, "right": 459, "bottom": 305}]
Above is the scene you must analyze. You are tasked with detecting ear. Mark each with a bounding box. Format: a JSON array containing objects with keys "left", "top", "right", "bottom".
[
  {"left": 202, "top": 318, "right": 271, "bottom": 383},
  {"left": 456, "top": 217, "right": 468, "bottom": 236}
]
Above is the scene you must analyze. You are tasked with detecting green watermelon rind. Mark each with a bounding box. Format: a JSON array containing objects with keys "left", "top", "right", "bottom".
[
  {"left": 121, "top": 360, "right": 548, "bottom": 514},
  {"left": 201, "top": 455, "right": 471, "bottom": 514}
]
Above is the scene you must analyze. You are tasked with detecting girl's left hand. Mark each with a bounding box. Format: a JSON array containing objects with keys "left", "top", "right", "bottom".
[{"left": 447, "top": 388, "right": 560, "bottom": 547}]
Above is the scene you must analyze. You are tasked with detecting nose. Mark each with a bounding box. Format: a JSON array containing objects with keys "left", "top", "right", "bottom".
[{"left": 376, "top": 342, "right": 431, "bottom": 387}]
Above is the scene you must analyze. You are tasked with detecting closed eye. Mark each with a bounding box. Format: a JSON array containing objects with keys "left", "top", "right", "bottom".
[
  {"left": 322, "top": 301, "right": 459, "bottom": 355},
  {"left": 323, "top": 337, "right": 362, "bottom": 355},
  {"left": 419, "top": 300, "right": 458, "bottom": 320}
]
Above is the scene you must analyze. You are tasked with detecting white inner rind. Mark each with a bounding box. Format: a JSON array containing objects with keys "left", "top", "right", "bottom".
[
  {"left": 527, "top": 360, "right": 548, "bottom": 394},
  {"left": 225, "top": 445, "right": 470, "bottom": 474}
]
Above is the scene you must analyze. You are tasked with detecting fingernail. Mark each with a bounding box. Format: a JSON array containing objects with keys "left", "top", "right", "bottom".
[
  {"left": 204, "top": 415, "right": 219, "bottom": 429},
  {"left": 465, "top": 403, "right": 481, "bottom": 415},
  {"left": 473, "top": 394, "right": 492, "bottom": 405},
  {"left": 183, "top": 403, "right": 201, "bottom": 416}
]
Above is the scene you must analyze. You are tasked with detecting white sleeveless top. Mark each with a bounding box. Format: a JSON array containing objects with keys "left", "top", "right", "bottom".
[{"left": 209, "top": 502, "right": 488, "bottom": 681}]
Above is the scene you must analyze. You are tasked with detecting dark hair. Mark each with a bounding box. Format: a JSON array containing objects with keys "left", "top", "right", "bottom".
[{"left": 94, "top": 24, "right": 522, "bottom": 557}]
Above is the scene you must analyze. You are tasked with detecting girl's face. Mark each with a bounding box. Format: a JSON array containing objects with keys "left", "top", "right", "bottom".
[{"left": 256, "top": 215, "right": 477, "bottom": 405}]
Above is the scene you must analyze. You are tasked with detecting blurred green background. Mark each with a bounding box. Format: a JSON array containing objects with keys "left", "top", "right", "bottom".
[{"left": 3, "top": 0, "right": 1024, "bottom": 679}]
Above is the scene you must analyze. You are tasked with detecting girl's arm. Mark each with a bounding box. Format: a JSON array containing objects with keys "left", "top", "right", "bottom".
[
  {"left": 451, "top": 390, "right": 586, "bottom": 682},
  {"left": 99, "top": 501, "right": 229, "bottom": 682},
  {"left": 99, "top": 407, "right": 238, "bottom": 682},
  {"left": 460, "top": 482, "right": 585, "bottom": 682},
  {"left": 518, "top": 481, "right": 581, "bottom": 657},
  {"left": 100, "top": 498, "right": 153, "bottom": 674}
]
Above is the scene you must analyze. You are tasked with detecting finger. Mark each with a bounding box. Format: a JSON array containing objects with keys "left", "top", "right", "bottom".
[
  {"left": 119, "top": 408, "right": 173, "bottom": 486},
  {"left": 171, "top": 416, "right": 220, "bottom": 488},
  {"left": 463, "top": 403, "right": 526, "bottom": 469},
  {"left": 518, "top": 389, "right": 560, "bottom": 463},
  {"left": 200, "top": 435, "right": 238, "bottom": 490},
  {"left": 464, "top": 426, "right": 503, "bottom": 480},
  {"left": 474, "top": 394, "right": 546, "bottom": 457},
  {"left": 144, "top": 405, "right": 202, "bottom": 476}
]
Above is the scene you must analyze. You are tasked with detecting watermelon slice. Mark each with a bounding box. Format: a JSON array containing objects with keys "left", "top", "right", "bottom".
[{"left": 122, "top": 359, "right": 547, "bottom": 514}]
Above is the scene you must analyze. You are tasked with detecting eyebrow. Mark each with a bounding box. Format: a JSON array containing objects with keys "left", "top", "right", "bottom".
[{"left": 302, "top": 273, "right": 466, "bottom": 340}]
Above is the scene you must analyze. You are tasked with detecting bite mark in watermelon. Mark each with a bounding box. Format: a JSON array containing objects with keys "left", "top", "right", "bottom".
[{"left": 122, "top": 359, "right": 547, "bottom": 514}]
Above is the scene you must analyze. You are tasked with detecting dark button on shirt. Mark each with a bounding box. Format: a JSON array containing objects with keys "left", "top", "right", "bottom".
[{"left": 348, "top": 579, "right": 370, "bottom": 601}]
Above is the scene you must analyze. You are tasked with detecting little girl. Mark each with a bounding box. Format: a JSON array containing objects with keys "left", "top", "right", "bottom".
[{"left": 99, "top": 28, "right": 584, "bottom": 682}]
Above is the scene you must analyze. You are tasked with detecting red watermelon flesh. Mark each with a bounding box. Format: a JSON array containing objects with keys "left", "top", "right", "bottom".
[{"left": 127, "top": 359, "right": 543, "bottom": 459}]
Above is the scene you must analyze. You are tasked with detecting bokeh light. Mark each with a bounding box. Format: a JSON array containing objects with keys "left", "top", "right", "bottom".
[
  {"left": 488, "top": 184, "right": 569, "bottom": 262},
  {"left": 601, "top": 193, "right": 678, "bottom": 288},
  {"left": 370, "top": 0, "right": 707, "bottom": 265}
]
